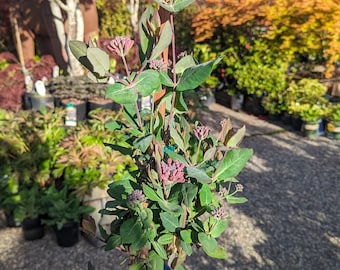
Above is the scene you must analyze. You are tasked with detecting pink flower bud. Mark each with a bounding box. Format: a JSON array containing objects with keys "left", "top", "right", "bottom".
[{"left": 107, "top": 36, "right": 134, "bottom": 57}]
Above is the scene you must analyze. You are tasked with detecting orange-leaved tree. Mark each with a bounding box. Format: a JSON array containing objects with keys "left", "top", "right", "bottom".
[{"left": 192, "top": 0, "right": 340, "bottom": 78}]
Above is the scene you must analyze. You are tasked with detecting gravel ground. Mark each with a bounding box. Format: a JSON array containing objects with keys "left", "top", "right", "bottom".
[{"left": 1, "top": 103, "right": 339, "bottom": 270}]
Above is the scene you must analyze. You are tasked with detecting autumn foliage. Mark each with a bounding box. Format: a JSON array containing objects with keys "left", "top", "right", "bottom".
[{"left": 192, "top": 0, "right": 340, "bottom": 78}]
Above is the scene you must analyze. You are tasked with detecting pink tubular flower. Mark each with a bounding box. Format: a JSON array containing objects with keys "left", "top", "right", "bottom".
[
  {"left": 160, "top": 158, "right": 185, "bottom": 185},
  {"left": 107, "top": 36, "right": 134, "bottom": 57},
  {"left": 193, "top": 125, "right": 210, "bottom": 140}
]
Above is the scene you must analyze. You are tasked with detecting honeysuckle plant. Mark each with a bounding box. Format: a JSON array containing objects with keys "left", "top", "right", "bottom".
[{"left": 70, "top": 1, "right": 253, "bottom": 269}]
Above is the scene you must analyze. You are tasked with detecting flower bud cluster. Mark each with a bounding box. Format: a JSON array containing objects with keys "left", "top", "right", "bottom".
[
  {"left": 128, "top": 190, "right": 146, "bottom": 206},
  {"left": 212, "top": 207, "right": 227, "bottom": 220},
  {"left": 149, "top": 59, "right": 167, "bottom": 71},
  {"left": 160, "top": 158, "right": 185, "bottom": 185},
  {"left": 107, "top": 36, "right": 134, "bottom": 57},
  {"left": 193, "top": 125, "right": 210, "bottom": 140}
]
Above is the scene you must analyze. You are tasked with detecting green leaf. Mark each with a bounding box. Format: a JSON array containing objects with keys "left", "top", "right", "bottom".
[
  {"left": 106, "top": 83, "right": 138, "bottom": 104},
  {"left": 151, "top": 21, "right": 172, "bottom": 60},
  {"left": 159, "top": 70, "right": 174, "bottom": 87},
  {"left": 120, "top": 218, "right": 143, "bottom": 244},
  {"left": 128, "top": 263, "right": 144, "bottom": 270},
  {"left": 141, "top": 208, "right": 154, "bottom": 226},
  {"left": 108, "top": 180, "right": 133, "bottom": 200},
  {"left": 210, "top": 219, "right": 228, "bottom": 238},
  {"left": 160, "top": 212, "right": 179, "bottom": 232},
  {"left": 133, "top": 134, "right": 153, "bottom": 152},
  {"left": 152, "top": 241, "right": 167, "bottom": 259},
  {"left": 105, "top": 234, "right": 122, "bottom": 251},
  {"left": 173, "top": 0, "right": 196, "bottom": 12},
  {"left": 226, "top": 125, "right": 246, "bottom": 148},
  {"left": 180, "top": 229, "right": 192, "bottom": 244},
  {"left": 202, "top": 245, "right": 228, "bottom": 259},
  {"left": 87, "top": 47, "right": 110, "bottom": 77},
  {"left": 181, "top": 182, "right": 198, "bottom": 207},
  {"left": 214, "top": 148, "right": 253, "bottom": 181},
  {"left": 138, "top": 5, "right": 155, "bottom": 56},
  {"left": 87, "top": 72, "right": 108, "bottom": 83},
  {"left": 176, "top": 57, "right": 222, "bottom": 91},
  {"left": 174, "top": 92, "right": 188, "bottom": 114},
  {"left": 180, "top": 240, "right": 193, "bottom": 256},
  {"left": 158, "top": 233, "right": 173, "bottom": 245},
  {"left": 153, "top": 0, "right": 176, "bottom": 14},
  {"left": 198, "top": 232, "right": 217, "bottom": 251},
  {"left": 104, "top": 121, "right": 123, "bottom": 131},
  {"left": 175, "top": 55, "right": 196, "bottom": 74},
  {"left": 164, "top": 148, "right": 188, "bottom": 165},
  {"left": 154, "top": 0, "right": 195, "bottom": 13},
  {"left": 69, "top": 40, "right": 87, "bottom": 60},
  {"left": 203, "top": 147, "right": 217, "bottom": 162},
  {"left": 105, "top": 200, "right": 121, "bottom": 209},
  {"left": 199, "top": 184, "right": 213, "bottom": 206},
  {"left": 159, "top": 200, "right": 184, "bottom": 216},
  {"left": 143, "top": 184, "right": 162, "bottom": 202},
  {"left": 132, "top": 230, "right": 149, "bottom": 251},
  {"left": 170, "top": 125, "right": 186, "bottom": 152},
  {"left": 123, "top": 103, "right": 139, "bottom": 128},
  {"left": 186, "top": 166, "right": 212, "bottom": 184},
  {"left": 148, "top": 253, "right": 164, "bottom": 270},
  {"left": 104, "top": 143, "right": 133, "bottom": 156},
  {"left": 135, "top": 70, "right": 162, "bottom": 97},
  {"left": 226, "top": 195, "right": 248, "bottom": 204}
]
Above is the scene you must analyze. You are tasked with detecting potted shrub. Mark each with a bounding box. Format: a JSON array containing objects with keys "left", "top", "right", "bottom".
[
  {"left": 234, "top": 53, "right": 287, "bottom": 116},
  {"left": 52, "top": 120, "right": 134, "bottom": 199},
  {"left": 18, "top": 183, "right": 46, "bottom": 241},
  {"left": 299, "top": 104, "right": 325, "bottom": 138},
  {"left": 286, "top": 78, "right": 328, "bottom": 132},
  {"left": 325, "top": 103, "right": 340, "bottom": 139},
  {"left": 14, "top": 108, "right": 67, "bottom": 187},
  {"left": 42, "top": 184, "right": 94, "bottom": 247},
  {"left": 70, "top": 2, "right": 253, "bottom": 269}
]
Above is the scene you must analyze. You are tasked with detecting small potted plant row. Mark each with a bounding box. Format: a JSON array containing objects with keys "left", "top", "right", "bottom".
[{"left": 218, "top": 73, "right": 339, "bottom": 139}]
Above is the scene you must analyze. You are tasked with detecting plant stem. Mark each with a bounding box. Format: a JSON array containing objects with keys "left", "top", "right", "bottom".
[
  {"left": 121, "top": 55, "right": 131, "bottom": 82},
  {"left": 134, "top": 102, "right": 143, "bottom": 130},
  {"left": 166, "top": 13, "right": 177, "bottom": 132}
]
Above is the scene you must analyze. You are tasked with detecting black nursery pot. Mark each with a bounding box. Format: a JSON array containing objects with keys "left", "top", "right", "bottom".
[
  {"left": 243, "top": 94, "right": 266, "bottom": 116},
  {"left": 87, "top": 99, "right": 119, "bottom": 113},
  {"left": 55, "top": 222, "right": 80, "bottom": 247},
  {"left": 5, "top": 211, "right": 21, "bottom": 227},
  {"left": 30, "top": 95, "right": 55, "bottom": 111},
  {"left": 22, "top": 92, "right": 34, "bottom": 110},
  {"left": 292, "top": 116, "right": 303, "bottom": 131},
  {"left": 22, "top": 217, "right": 45, "bottom": 241}
]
